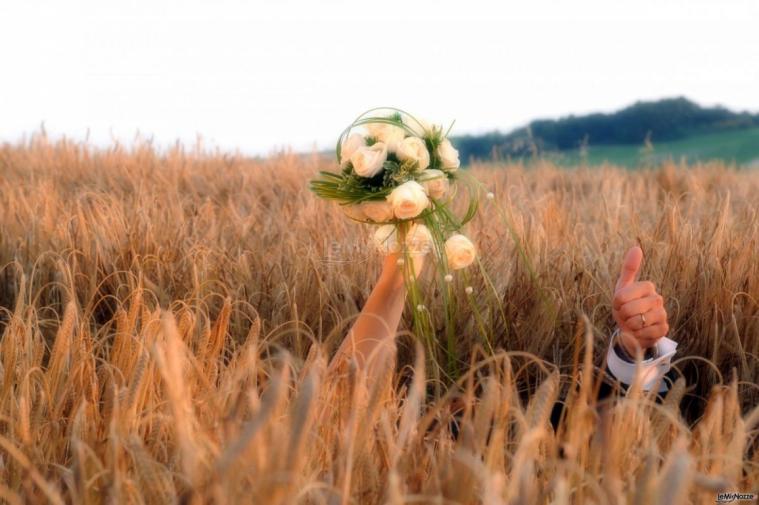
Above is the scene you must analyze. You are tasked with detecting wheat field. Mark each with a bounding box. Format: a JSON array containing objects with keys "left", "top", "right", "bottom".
[{"left": 0, "top": 135, "right": 758, "bottom": 504}]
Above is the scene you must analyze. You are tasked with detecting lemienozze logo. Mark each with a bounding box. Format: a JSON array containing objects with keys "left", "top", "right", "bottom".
[{"left": 715, "top": 492, "right": 757, "bottom": 503}]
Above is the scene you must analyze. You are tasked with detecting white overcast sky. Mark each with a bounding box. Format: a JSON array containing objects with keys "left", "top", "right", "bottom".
[{"left": 1, "top": 0, "right": 757, "bottom": 155}]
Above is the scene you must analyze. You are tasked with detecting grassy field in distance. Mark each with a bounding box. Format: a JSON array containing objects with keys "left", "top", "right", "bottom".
[{"left": 547, "top": 127, "right": 759, "bottom": 168}]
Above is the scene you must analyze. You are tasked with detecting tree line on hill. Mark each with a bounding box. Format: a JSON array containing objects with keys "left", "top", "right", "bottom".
[{"left": 452, "top": 97, "right": 759, "bottom": 161}]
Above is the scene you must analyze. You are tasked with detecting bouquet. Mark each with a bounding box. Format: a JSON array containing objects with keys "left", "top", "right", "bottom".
[{"left": 310, "top": 108, "right": 482, "bottom": 377}]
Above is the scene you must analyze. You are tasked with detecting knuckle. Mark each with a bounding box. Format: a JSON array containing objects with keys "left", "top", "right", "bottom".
[
  {"left": 614, "top": 289, "right": 628, "bottom": 303},
  {"left": 644, "top": 281, "right": 655, "bottom": 292}
]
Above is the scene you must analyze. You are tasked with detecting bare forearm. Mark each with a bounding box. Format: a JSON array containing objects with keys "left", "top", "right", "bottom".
[{"left": 330, "top": 254, "right": 412, "bottom": 374}]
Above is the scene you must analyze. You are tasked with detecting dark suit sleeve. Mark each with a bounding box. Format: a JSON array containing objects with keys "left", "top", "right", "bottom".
[{"left": 551, "top": 336, "right": 678, "bottom": 429}]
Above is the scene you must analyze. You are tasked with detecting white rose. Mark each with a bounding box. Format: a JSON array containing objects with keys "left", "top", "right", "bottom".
[
  {"left": 406, "top": 117, "right": 440, "bottom": 138},
  {"left": 340, "top": 133, "right": 366, "bottom": 166},
  {"left": 387, "top": 181, "right": 429, "bottom": 220},
  {"left": 437, "top": 139, "right": 460, "bottom": 170},
  {"left": 418, "top": 169, "right": 449, "bottom": 199},
  {"left": 350, "top": 142, "right": 387, "bottom": 178},
  {"left": 365, "top": 122, "right": 406, "bottom": 152},
  {"left": 341, "top": 204, "right": 366, "bottom": 221},
  {"left": 373, "top": 225, "right": 400, "bottom": 254},
  {"left": 360, "top": 200, "right": 394, "bottom": 223},
  {"left": 396, "top": 137, "right": 431, "bottom": 171},
  {"left": 444, "top": 234, "right": 476, "bottom": 270},
  {"left": 405, "top": 223, "right": 433, "bottom": 255}
]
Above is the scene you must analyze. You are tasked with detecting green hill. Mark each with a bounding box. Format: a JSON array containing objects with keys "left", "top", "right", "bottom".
[
  {"left": 545, "top": 127, "right": 759, "bottom": 168},
  {"left": 454, "top": 97, "right": 759, "bottom": 167}
]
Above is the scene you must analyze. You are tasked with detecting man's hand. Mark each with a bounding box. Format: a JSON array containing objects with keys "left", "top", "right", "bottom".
[{"left": 612, "top": 246, "right": 670, "bottom": 356}]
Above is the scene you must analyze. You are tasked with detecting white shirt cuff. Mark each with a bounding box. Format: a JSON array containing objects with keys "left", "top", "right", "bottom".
[{"left": 606, "top": 334, "right": 678, "bottom": 393}]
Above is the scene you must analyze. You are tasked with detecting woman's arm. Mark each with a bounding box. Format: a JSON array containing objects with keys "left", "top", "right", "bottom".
[{"left": 329, "top": 253, "right": 425, "bottom": 378}]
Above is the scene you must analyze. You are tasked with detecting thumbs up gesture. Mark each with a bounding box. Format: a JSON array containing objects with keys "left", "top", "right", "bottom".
[{"left": 612, "top": 246, "right": 670, "bottom": 355}]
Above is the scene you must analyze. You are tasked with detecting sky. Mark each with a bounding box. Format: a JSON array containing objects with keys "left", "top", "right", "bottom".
[{"left": 1, "top": 0, "right": 758, "bottom": 155}]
